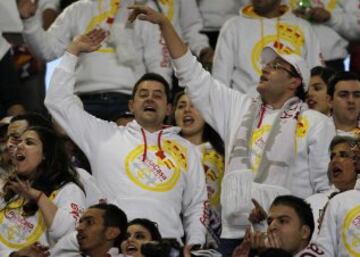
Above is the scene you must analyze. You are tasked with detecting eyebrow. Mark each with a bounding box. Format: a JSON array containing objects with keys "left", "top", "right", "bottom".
[{"left": 79, "top": 215, "right": 95, "bottom": 222}]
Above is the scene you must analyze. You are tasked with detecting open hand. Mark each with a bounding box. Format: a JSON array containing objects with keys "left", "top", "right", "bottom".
[
  {"left": 17, "top": 0, "right": 38, "bottom": 19},
  {"left": 7, "top": 176, "right": 40, "bottom": 201},
  {"left": 128, "top": 5, "right": 168, "bottom": 26},
  {"left": 67, "top": 28, "right": 107, "bottom": 56}
]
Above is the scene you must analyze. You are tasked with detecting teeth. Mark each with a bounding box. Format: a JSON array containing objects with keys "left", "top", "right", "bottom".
[{"left": 15, "top": 154, "right": 25, "bottom": 161}]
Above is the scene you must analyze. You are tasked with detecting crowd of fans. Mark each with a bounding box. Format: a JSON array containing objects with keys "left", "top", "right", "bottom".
[{"left": 0, "top": 0, "right": 359, "bottom": 257}]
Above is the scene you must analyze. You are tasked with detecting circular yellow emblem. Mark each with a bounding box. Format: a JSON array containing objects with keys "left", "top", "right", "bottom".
[
  {"left": 125, "top": 142, "right": 187, "bottom": 192},
  {"left": 342, "top": 204, "right": 360, "bottom": 256}
]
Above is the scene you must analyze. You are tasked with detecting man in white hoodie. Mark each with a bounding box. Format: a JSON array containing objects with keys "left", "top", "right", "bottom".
[
  {"left": 126, "top": 5, "right": 334, "bottom": 256},
  {"left": 212, "top": 0, "right": 322, "bottom": 96},
  {"left": 17, "top": 0, "right": 172, "bottom": 121},
  {"left": 45, "top": 28, "right": 207, "bottom": 254}
]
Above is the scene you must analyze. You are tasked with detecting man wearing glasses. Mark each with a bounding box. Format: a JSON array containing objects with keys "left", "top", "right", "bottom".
[{"left": 125, "top": 5, "right": 335, "bottom": 256}]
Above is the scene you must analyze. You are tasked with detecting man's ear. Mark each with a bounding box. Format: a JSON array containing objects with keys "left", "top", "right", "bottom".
[
  {"left": 105, "top": 227, "right": 121, "bottom": 241},
  {"left": 128, "top": 100, "right": 134, "bottom": 113},
  {"left": 289, "top": 77, "right": 302, "bottom": 91},
  {"left": 166, "top": 103, "right": 172, "bottom": 116},
  {"left": 300, "top": 225, "right": 311, "bottom": 241}
]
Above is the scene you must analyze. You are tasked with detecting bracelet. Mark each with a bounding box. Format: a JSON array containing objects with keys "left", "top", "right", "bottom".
[{"left": 35, "top": 192, "right": 43, "bottom": 204}]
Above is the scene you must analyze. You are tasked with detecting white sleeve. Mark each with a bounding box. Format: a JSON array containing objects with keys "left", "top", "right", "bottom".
[
  {"left": 313, "top": 198, "right": 338, "bottom": 257},
  {"left": 139, "top": 21, "right": 173, "bottom": 84},
  {"left": 303, "top": 22, "right": 323, "bottom": 68},
  {"left": 172, "top": 50, "right": 248, "bottom": 141},
  {"left": 307, "top": 116, "right": 335, "bottom": 193},
  {"left": 44, "top": 52, "right": 118, "bottom": 167},
  {"left": 22, "top": 2, "right": 80, "bottom": 60},
  {"left": 49, "top": 231, "right": 80, "bottom": 257},
  {"left": 48, "top": 183, "right": 86, "bottom": 241},
  {"left": 325, "top": 1, "right": 360, "bottom": 40},
  {"left": 76, "top": 168, "right": 106, "bottom": 207},
  {"left": 211, "top": 18, "right": 236, "bottom": 88},
  {"left": 182, "top": 144, "right": 207, "bottom": 245},
  {"left": 178, "top": 0, "right": 209, "bottom": 56}
]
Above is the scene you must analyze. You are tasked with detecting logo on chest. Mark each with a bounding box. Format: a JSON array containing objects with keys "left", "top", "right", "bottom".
[{"left": 125, "top": 140, "right": 188, "bottom": 192}]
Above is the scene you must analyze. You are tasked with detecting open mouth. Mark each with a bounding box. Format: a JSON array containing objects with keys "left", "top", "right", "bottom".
[
  {"left": 332, "top": 167, "right": 343, "bottom": 178},
  {"left": 306, "top": 99, "right": 316, "bottom": 107},
  {"left": 15, "top": 153, "right": 25, "bottom": 161},
  {"left": 144, "top": 106, "right": 156, "bottom": 112},
  {"left": 259, "top": 75, "right": 268, "bottom": 83},
  {"left": 183, "top": 115, "right": 194, "bottom": 126},
  {"left": 125, "top": 244, "right": 138, "bottom": 255}
]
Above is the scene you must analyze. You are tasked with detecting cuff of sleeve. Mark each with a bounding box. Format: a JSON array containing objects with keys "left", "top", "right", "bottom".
[
  {"left": 59, "top": 52, "right": 79, "bottom": 72},
  {"left": 171, "top": 49, "right": 194, "bottom": 71},
  {"left": 22, "top": 15, "right": 42, "bottom": 34}
]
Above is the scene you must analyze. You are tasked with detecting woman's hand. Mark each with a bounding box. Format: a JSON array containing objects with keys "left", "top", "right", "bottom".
[
  {"left": 7, "top": 176, "right": 41, "bottom": 201},
  {"left": 128, "top": 5, "right": 168, "bottom": 26}
]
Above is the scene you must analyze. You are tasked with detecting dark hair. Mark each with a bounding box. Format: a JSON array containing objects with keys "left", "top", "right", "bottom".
[
  {"left": 310, "top": 66, "right": 335, "bottom": 86},
  {"left": 327, "top": 71, "right": 360, "bottom": 97},
  {"left": 128, "top": 218, "right": 162, "bottom": 241},
  {"left": 329, "top": 135, "right": 360, "bottom": 174},
  {"left": 259, "top": 248, "right": 292, "bottom": 257},
  {"left": 10, "top": 113, "right": 52, "bottom": 129},
  {"left": 288, "top": 65, "right": 306, "bottom": 101},
  {"left": 89, "top": 203, "right": 128, "bottom": 247},
  {"left": 173, "top": 91, "right": 225, "bottom": 156},
  {"left": 3, "top": 126, "right": 84, "bottom": 216},
  {"left": 271, "top": 195, "right": 314, "bottom": 241},
  {"left": 132, "top": 73, "right": 171, "bottom": 103}
]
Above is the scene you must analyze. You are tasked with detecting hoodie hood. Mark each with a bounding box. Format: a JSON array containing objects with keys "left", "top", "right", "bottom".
[{"left": 240, "top": 4, "right": 290, "bottom": 19}]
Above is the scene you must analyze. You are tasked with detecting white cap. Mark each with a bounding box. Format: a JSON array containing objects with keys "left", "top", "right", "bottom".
[{"left": 260, "top": 46, "right": 310, "bottom": 92}]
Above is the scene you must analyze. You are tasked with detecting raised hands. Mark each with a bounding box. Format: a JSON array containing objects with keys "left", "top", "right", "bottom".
[
  {"left": 17, "top": 0, "right": 38, "bottom": 19},
  {"left": 67, "top": 28, "right": 107, "bottom": 56},
  {"left": 128, "top": 5, "right": 168, "bottom": 26}
]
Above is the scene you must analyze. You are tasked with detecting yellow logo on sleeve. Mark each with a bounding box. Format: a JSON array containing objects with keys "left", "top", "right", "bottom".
[
  {"left": 342, "top": 205, "right": 360, "bottom": 256},
  {"left": 125, "top": 140, "right": 188, "bottom": 192}
]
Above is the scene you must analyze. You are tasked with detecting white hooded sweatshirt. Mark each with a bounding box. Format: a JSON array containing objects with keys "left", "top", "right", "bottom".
[
  {"left": 22, "top": 0, "right": 172, "bottom": 95},
  {"left": 212, "top": 4, "right": 322, "bottom": 96},
  {"left": 45, "top": 51, "right": 207, "bottom": 245}
]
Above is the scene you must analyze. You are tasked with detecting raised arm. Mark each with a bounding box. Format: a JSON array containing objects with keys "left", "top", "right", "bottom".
[{"left": 128, "top": 5, "right": 188, "bottom": 59}]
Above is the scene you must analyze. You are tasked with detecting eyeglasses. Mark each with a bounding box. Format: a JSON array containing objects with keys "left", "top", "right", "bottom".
[{"left": 264, "top": 61, "right": 300, "bottom": 78}]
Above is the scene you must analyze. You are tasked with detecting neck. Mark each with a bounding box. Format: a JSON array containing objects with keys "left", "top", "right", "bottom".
[
  {"left": 255, "top": 4, "right": 283, "bottom": 18},
  {"left": 86, "top": 244, "right": 112, "bottom": 257},
  {"left": 263, "top": 96, "right": 291, "bottom": 109},
  {"left": 183, "top": 132, "right": 203, "bottom": 146},
  {"left": 337, "top": 180, "right": 357, "bottom": 192},
  {"left": 333, "top": 117, "right": 358, "bottom": 132},
  {"left": 294, "top": 241, "right": 311, "bottom": 256}
]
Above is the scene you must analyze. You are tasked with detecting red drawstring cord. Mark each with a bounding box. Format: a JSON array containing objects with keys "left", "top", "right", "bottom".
[
  {"left": 257, "top": 105, "right": 266, "bottom": 128},
  {"left": 141, "top": 128, "right": 147, "bottom": 161}
]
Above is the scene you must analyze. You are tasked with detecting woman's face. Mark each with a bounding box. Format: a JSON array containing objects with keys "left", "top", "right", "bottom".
[
  {"left": 174, "top": 94, "right": 205, "bottom": 138},
  {"left": 329, "top": 142, "right": 357, "bottom": 191},
  {"left": 121, "top": 224, "right": 153, "bottom": 257},
  {"left": 306, "top": 75, "right": 331, "bottom": 115},
  {"left": 14, "top": 130, "right": 43, "bottom": 177}
]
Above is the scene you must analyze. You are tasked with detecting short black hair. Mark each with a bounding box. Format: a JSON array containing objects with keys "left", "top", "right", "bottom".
[
  {"left": 327, "top": 71, "right": 360, "bottom": 98},
  {"left": 259, "top": 248, "right": 292, "bottom": 257},
  {"left": 10, "top": 113, "right": 52, "bottom": 129},
  {"left": 310, "top": 66, "right": 335, "bottom": 86},
  {"left": 271, "top": 195, "right": 314, "bottom": 241},
  {"left": 89, "top": 203, "right": 128, "bottom": 247},
  {"left": 132, "top": 73, "right": 171, "bottom": 102},
  {"left": 128, "top": 218, "right": 162, "bottom": 241}
]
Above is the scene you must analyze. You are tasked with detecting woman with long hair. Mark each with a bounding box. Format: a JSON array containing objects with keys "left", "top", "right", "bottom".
[
  {"left": 174, "top": 91, "right": 224, "bottom": 248},
  {"left": 0, "top": 126, "right": 85, "bottom": 257}
]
